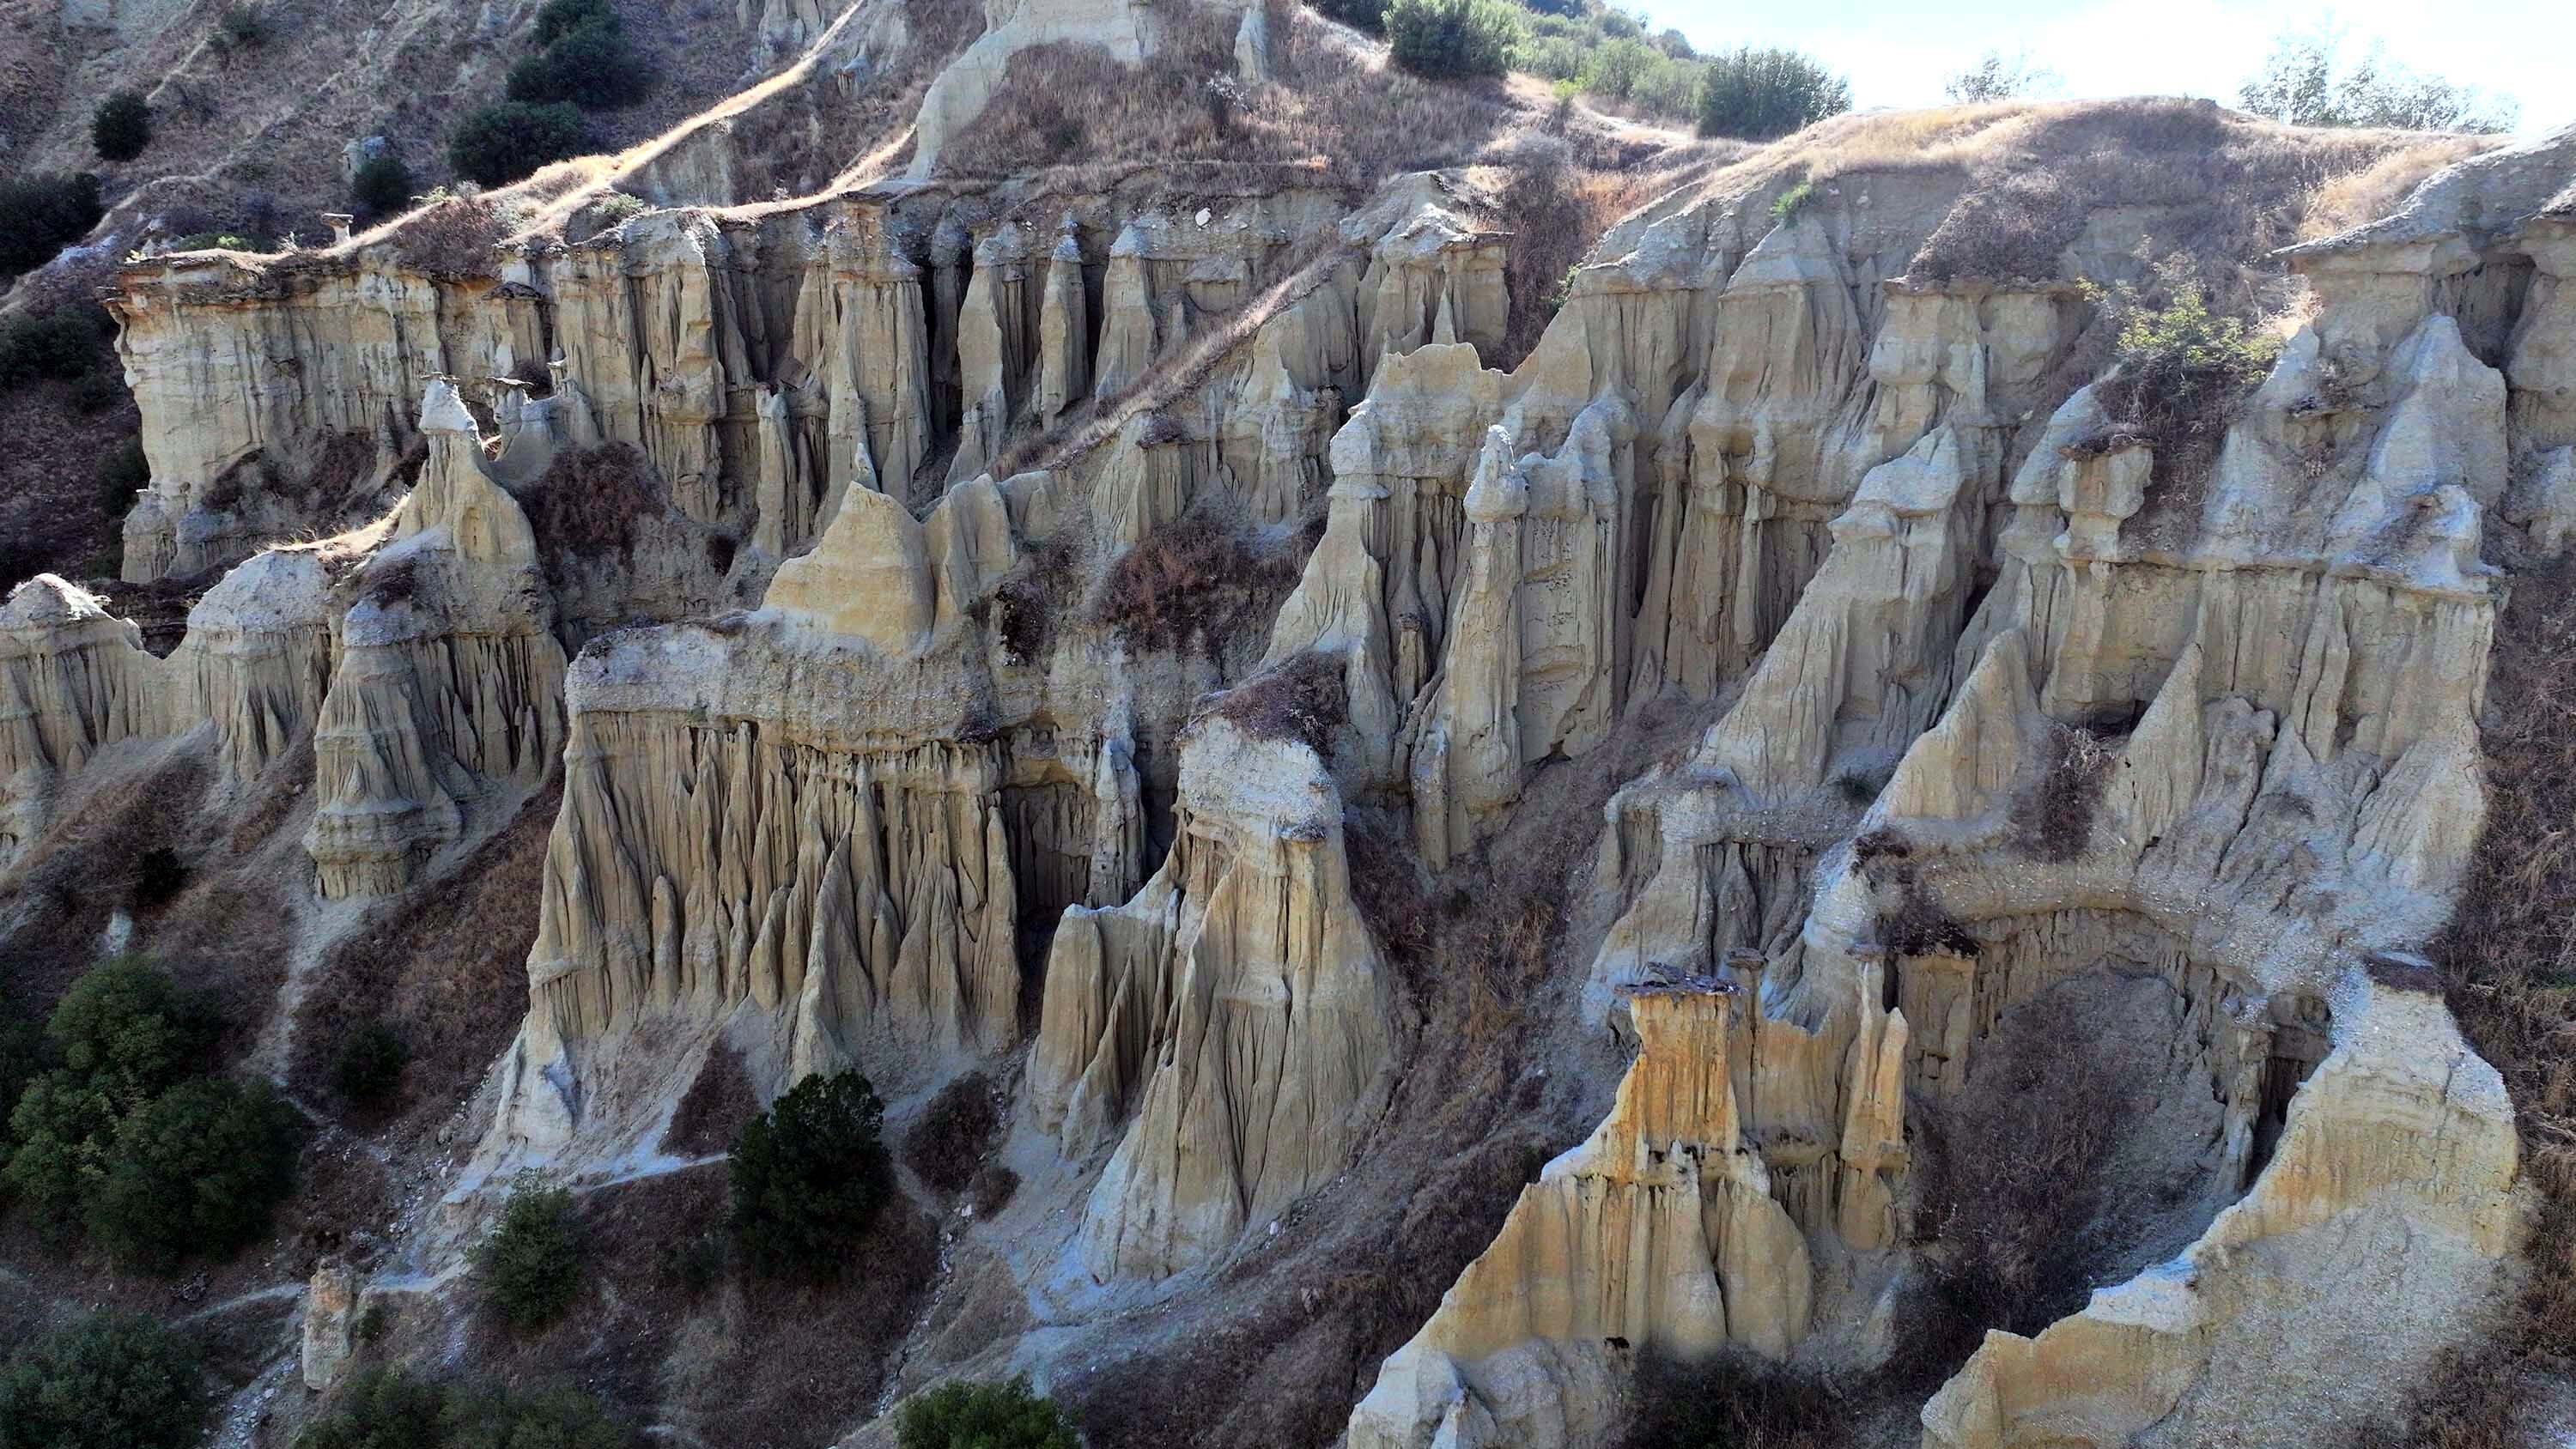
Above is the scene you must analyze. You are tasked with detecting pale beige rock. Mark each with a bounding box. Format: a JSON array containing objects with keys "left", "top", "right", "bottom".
[
  {"left": 303, "top": 383, "right": 567, "bottom": 898},
  {"left": 1034, "top": 707, "right": 1397, "bottom": 1283},
  {"left": 301, "top": 1261, "right": 360, "bottom": 1391}
]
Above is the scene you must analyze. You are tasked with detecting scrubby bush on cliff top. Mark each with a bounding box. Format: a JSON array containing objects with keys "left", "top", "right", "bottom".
[
  {"left": 897, "top": 1378, "right": 1081, "bottom": 1449},
  {"left": 0, "top": 173, "right": 106, "bottom": 276},
  {"left": 729, "top": 1069, "right": 893, "bottom": 1279},
  {"left": 1385, "top": 0, "right": 1522, "bottom": 80},
  {"left": 1696, "top": 45, "right": 1850, "bottom": 141},
  {"left": 447, "top": 101, "right": 586, "bottom": 187},
  {"left": 0, "top": 1312, "right": 205, "bottom": 1449}
]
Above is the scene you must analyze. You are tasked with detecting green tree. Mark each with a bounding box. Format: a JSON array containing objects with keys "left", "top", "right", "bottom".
[
  {"left": 43, "top": 956, "right": 216, "bottom": 1106},
  {"left": 294, "top": 1369, "right": 629, "bottom": 1449},
  {"left": 1307, "top": 0, "right": 1386, "bottom": 31},
  {"left": 478, "top": 1180, "right": 585, "bottom": 1331},
  {"left": 0, "top": 173, "right": 106, "bottom": 274},
  {"left": 1695, "top": 45, "right": 1850, "bottom": 141},
  {"left": 2239, "top": 27, "right": 2518, "bottom": 132},
  {"left": 86, "top": 1076, "right": 302, "bottom": 1270},
  {"left": 91, "top": 92, "right": 151, "bottom": 162},
  {"left": 532, "top": 0, "right": 612, "bottom": 45},
  {"left": 728, "top": 1069, "right": 890, "bottom": 1279},
  {"left": 0, "top": 1312, "right": 205, "bottom": 1449},
  {"left": 446, "top": 102, "right": 586, "bottom": 187},
  {"left": 1385, "top": 0, "right": 1521, "bottom": 79},
  {"left": 3, "top": 1070, "right": 119, "bottom": 1224},
  {"left": 506, "top": 22, "right": 652, "bottom": 110},
  {"left": 333, "top": 1022, "right": 410, "bottom": 1107},
  {"left": 350, "top": 153, "right": 416, "bottom": 220},
  {"left": 896, "top": 1378, "right": 1080, "bottom": 1449}
]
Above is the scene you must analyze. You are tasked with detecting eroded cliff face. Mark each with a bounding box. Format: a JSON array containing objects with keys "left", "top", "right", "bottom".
[{"left": 9, "top": 25, "right": 2572, "bottom": 1445}]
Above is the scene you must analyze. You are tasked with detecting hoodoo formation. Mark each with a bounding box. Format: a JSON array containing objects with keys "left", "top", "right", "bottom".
[{"left": 0, "top": 0, "right": 2569, "bottom": 1445}]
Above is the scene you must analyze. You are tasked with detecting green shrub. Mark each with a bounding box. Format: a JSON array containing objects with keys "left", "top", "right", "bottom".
[
  {"left": 86, "top": 1076, "right": 302, "bottom": 1270},
  {"left": 131, "top": 845, "right": 188, "bottom": 907},
  {"left": 1384, "top": 0, "right": 1520, "bottom": 79},
  {"left": 896, "top": 1378, "right": 1079, "bottom": 1449},
  {"left": 478, "top": 1180, "right": 585, "bottom": 1331},
  {"left": 2076, "top": 276, "right": 2279, "bottom": 527},
  {"left": 92, "top": 92, "right": 151, "bottom": 162},
  {"left": 1695, "top": 45, "right": 1850, "bottom": 140},
  {"left": 332, "top": 1022, "right": 410, "bottom": 1107},
  {"left": 0, "top": 308, "right": 110, "bottom": 389},
  {"left": 1308, "top": 0, "right": 1384, "bottom": 30},
  {"left": 0, "top": 173, "right": 105, "bottom": 275},
  {"left": 0, "top": 1312, "right": 205, "bottom": 1449},
  {"left": 728, "top": 1069, "right": 891, "bottom": 1280},
  {"left": 295, "top": 1368, "right": 630, "bottom": 1449},
  {"left": 446, "top": 102, "right": 586, "bottom": 187},
  {"left": 532, "top": 0, "right": 612, "bottom": 45},
  {"left": 214, "top": 6, "right": 266, "bottom": 49},
  {"left": 349, "top": 154, "right": 416, "bottom": 220},
  {"left": 43, "top": 956, "right": 218, "bottom": 1103},
  {"left": 1771, "top": 178, "right": 1816, "bottom": 221},
  {"left": 95, "top": 435, "right": 149, "bottom": 518},
  {"left": 507, "top": 22, "right": 651, "bottom": 109}
]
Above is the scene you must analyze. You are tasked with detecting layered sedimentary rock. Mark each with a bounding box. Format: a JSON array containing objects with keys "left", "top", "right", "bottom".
[
  {"left": 1346, "top": 979, "right": 1815, "bottom": 1449},
  {"left": 1031, "top": 700, "right": 1397, "bottom": 1283},
  {"left": 302, "top": 384, "right": 567, "bottom": 898},
  {"left": 0, "top": 549, "right": 337, "bottom": 866},
  {"left": 1348, "top": 127, "right": 2567, "bottom": 1449}
]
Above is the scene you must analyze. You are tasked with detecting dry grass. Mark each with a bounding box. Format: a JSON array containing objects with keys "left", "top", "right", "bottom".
[
  {"left": 1621, "top": 1348, "right": 1862, "bottom": 1449},
  {"left": 0, "top": 751, "right": 212, "bottom": 1016},
  {"left": 1207, "top": 648, "right": 1348, "bottom": 757},
  {"left": 902, "top": 1071, "right": 1002, "bottom": 1196},
  {"left": 660, "top": 1044, "right": 759, "bottom": 1158},
  {"left": 2008, "top": 722, "right": 2116, "bottom": 862},
  {"left": 388, "top": 194, "right": 513, "bottom": 278},
  {"left": 289, "top": 786, "right": 557, "bottom": 1143},
  {"left": 2347, "top": 555, "right": 2576, "bottom": 1448},
  {"left": 2300, "top": 135, "right": 2500, "bottom": 240}
]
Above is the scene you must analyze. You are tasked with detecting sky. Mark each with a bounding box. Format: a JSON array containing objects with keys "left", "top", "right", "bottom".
[{"left": 1623, "top": 0, "right": 2571, "bottom": 136}]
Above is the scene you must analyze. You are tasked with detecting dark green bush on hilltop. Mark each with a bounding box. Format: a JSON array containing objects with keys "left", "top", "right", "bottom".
[
  {"left": 447, "top": 101, "right": 587, "bottom": 187},
  {"left": 1385, "top": 0, "right": 1521, "bottom": 79},
  {"left": 350, "top": 153, "right": 416, "bottom": 220},
  {"left": 0, "top": 173, "right": 105, "bottom": 276},
  {"left": 92, "top": 92, "right": 151, "bottom": 162},
  {"left": 1696, "top": 45, "right": 1851, "bottom": 140}
]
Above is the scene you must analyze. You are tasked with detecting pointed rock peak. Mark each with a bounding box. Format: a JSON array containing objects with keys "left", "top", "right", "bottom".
[
  {"left": 1728, "top": 211, "right": 1843, "bottom": 291},
  {"left": 762, "top": 480, "right": 935, "bottom": 655},
  {"left": 419, "top": 379, "right": 482, "bottom": 439},
  {"left": 1464, "top": 425, "right": 1525, "bottom": 523}
]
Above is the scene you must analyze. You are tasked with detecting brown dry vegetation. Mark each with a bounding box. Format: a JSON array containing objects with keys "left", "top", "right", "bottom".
[
  {"left": 661, "top": 1045, "right": 760, "bottom": 1158},
  {"left": 2349, "top": 555, "right": 2576, "bottom": 1449},
  {"left": 1208, "top": 647, "right": 1347, "bottom": 757},
  {"left": 289, "top": 786, "right": 557, "bottom": 1143},
  {"left": 2008, "top": 721, "right": 2117, "bottom": 862},
  {"left": 0, "top": 750, "right": 214, "bottom": 1014},
  {"left": 1091, "top": 508, "right": 1306, "bottom": 656},
  {"left": 902, "top": 1070, "right": 1002, "bottom": 1196},
  {"left": 517, "top": 442, "right": 666, "bottom": 591}
]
